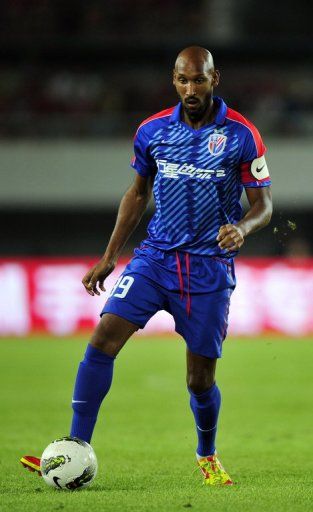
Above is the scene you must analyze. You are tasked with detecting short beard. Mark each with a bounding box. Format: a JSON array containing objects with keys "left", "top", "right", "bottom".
[
  {"left": 182, "top": 95, "right": 212, "bottom": 122},
  {"left": 184, "top": 103, "right": 206, "bottom": 121}
]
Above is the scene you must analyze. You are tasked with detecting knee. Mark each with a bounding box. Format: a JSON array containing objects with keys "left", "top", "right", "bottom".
[
  {"left": 187, "top": 373, "right": 215, "bottom": 395},
  {"left": 90, "top": 319, "right": 121, "bottom": 357}
]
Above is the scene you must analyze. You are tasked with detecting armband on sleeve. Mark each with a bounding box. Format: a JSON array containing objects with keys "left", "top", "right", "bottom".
[{"left": 240, "top": 155, "right": 271, "bottom": 188}]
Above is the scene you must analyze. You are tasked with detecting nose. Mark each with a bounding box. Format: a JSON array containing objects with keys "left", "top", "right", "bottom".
[{"left": 186, "top": 81, "right": 196, "bottom": 96}]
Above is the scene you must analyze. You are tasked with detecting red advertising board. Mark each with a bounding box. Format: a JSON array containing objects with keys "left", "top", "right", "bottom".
[{"left": 0, "top": 257, "right": 312, "bottom": 336}]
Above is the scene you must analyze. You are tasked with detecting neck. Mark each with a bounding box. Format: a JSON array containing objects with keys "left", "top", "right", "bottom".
[{"left": 182, "top": 98, "right": 216, "bottom": 130}]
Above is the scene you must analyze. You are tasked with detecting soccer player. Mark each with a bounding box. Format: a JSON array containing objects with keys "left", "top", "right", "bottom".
[{"left": 21, "top": 46, "right": 272, "bottom": 485}]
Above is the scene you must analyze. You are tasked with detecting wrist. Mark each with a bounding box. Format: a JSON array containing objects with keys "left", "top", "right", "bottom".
[
  {"left": 235, "top": 222, "right": 247, "bottom": 238},
  {"left": 101, "top": 252, "right": 118, "bottom": 265}
]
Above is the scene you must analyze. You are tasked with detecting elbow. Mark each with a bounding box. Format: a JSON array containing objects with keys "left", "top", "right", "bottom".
[
  {"left": 135, "top": 191, "right": 150, "bottom": 210},
  {"left": 134, "top": 184, "right": 152, "bottom": 208}
]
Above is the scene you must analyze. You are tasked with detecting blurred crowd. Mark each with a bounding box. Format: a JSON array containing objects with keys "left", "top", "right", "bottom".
[
  {"left": 0, "top": 0, "right": 312, "bottom": 138},
  {"left": 1, "top": 64, "right": 312, "bottom": 138},
  {"left": 0, "top": 0, "right": 201, "bottom": 40}
]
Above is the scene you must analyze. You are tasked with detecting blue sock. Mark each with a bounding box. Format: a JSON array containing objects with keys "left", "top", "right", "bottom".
[
  {"left": 189, "top": 383, "right": 221, "bottom": 457},
  {"left": 70, "top": 344, "right": 115, "bottom": 443}
]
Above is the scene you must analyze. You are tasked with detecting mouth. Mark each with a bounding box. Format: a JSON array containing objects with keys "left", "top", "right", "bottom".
[{"left": 185, "top": 98, "right": 200, "bottom": 109}]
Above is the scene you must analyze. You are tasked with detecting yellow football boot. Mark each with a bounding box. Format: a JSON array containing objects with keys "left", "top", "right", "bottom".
[
  {"left": 197, "top": 454, "right": 233, "bottom": 486},
  {"left": 20, "top": 455, "right": 42, "bottom": 476}
]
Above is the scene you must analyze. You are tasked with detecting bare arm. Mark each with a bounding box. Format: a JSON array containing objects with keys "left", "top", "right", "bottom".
[
  {"left": 82, "top": 173, "right": 154, "bottom": 295},
  {"left": 216, "top": 186, "right": 273, "bottom": 252}
]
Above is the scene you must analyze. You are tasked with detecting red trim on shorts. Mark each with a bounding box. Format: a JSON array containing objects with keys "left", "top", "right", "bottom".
[
  {"left": 176, "top": 252, "right": 191, "bottom": 317},
  {"left": 176, "top": 252, "right": 184, "bottom": 300}
]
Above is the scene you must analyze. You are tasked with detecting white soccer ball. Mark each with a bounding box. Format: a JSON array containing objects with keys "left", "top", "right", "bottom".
[{"left": 40, "top": 436, "right": 98, "bottom": 490}]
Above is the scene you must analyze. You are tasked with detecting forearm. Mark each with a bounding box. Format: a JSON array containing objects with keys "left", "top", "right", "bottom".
[
  {"left": 104, "top": 186, "right": 149, "bottom": 261},
  {"left": 82, "top": 174, "right": 152, "bottom": 296},
  {"left": 236, "top": 190, "right": 272, "bottom": 237},
  {"left": 217, "top": 187, "right": 272, "bottom": 251}
]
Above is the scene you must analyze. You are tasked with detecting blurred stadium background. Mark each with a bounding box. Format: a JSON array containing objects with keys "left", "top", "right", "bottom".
[
  {"left": 0, "top": 0, "right": 312, "bottom": 336},
  {"left": 1, "top": 3, "right": 313, "bottom": 511}
]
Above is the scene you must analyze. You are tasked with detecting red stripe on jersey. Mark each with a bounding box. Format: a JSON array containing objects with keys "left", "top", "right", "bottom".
[
  {"left": 135, "top": 106, "right": 175, "bottom": 136},
  {"left": 226, "top": 107, "right": 265, "bottom": 157}
]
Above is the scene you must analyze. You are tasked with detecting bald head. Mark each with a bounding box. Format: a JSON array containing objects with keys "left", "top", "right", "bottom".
[
  {"left": 174, "top": 46, "right": 215, "bottom": 74},
  {"left": 173, "top": 46, "right": 219, "bottom": 125}
]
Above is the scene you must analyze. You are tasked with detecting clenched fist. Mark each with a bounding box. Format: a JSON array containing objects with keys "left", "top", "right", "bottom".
[{"left": 216, "top": 224, "right": 245, "bottom": 252}]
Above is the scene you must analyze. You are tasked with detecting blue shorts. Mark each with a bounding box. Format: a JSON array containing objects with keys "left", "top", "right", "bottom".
[{"left": 101, "top": 246, "right": 236, "bottom": 358}]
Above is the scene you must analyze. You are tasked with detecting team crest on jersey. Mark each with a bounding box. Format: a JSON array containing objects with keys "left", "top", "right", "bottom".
[{"left": 208, "top": 133, "right": 227, "bottom": 156}]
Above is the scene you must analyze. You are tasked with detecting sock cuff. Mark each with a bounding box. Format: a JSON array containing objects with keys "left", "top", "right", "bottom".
[
  {"left": 196, "top": 451, "right": 215, "bottom": 459},
  {"left": 188, "top": 382, "right": 218, "bottom": 400},
  {"left": 85, "top": 343, "right": 116, "bottom": 364}
]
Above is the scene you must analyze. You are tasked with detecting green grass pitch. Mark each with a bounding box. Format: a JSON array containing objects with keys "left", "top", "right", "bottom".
[{"left": 1, "top": 335, "right": 313, "bottom": 512}]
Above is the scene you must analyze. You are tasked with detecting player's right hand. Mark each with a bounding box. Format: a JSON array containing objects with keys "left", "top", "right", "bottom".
[{"left": 82, "top": 258, "right": 116, "bottom": 296}]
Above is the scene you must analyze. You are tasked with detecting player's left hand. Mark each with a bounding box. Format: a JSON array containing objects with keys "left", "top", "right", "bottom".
[{"left": 216, "top": 224, "right": 245, "bottom": 252}]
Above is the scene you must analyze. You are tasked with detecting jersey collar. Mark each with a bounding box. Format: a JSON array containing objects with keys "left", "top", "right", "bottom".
[{"left": 169, "top": 96, "right": 227, "bottom": 126}]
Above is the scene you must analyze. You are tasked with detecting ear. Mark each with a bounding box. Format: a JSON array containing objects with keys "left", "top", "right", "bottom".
[
  {"left": 213, "top": 69, "right": 220, "bottom": 87},
  {"left": 172, "top": 69, "right": 176, "bottom": 86}
]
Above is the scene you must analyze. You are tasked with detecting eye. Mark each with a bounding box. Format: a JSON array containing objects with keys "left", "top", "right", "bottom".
[
  {"left": 195, "top": 77, "right": 205, "bottom": 84},
  {"left": 178, "top": 77, "right": 187, "bottom": 84}
]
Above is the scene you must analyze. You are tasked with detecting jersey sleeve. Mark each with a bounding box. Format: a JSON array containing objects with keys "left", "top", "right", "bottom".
[
  {"left": 131, "top": 126, "right": 156, "bottom": 177},
  {"left": 239, "top": 123, "right": 271, "bottom": 188}
]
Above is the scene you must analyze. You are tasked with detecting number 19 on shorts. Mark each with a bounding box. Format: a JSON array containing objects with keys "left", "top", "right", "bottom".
[{"left": 109, "top": 275, "right": 134, "bottom": 298}]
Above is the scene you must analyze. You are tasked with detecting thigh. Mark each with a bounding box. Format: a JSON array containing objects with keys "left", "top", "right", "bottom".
[
  {"left": 169, "top": 288, "right": 233, "bottom": 359},
  {"left": 101, "top": 270, "right": 166, "bottom": 331}
]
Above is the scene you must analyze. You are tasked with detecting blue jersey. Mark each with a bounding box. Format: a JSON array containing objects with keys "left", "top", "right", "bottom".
[{"left": 131, "top": 96, "right": 271, "bottom": 257}]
